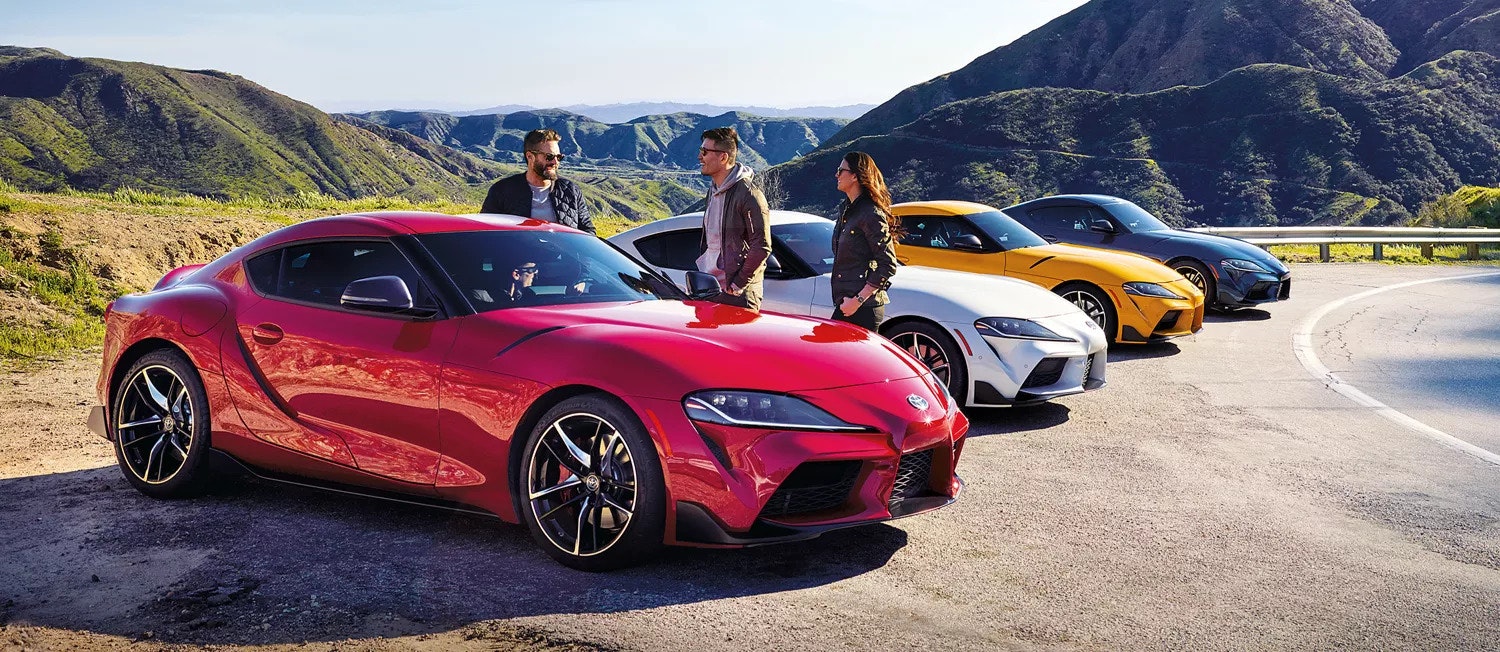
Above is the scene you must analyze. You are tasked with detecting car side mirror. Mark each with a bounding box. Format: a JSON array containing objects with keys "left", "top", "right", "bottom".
[
  {"left": 685, "top": 271, "right": 721, "bottom": 299},
  {"left": 1042, "top": 234, "right": 1060, "bottom": 244},
  {"left": 764, "top": 253, "right": 789, "bottom": 279},
  {"left": 951, "top": 234, "right": 985, "bottom": 252},
  {"left": 341, "top": 275, "right": 415, "bottom": 313},
  {"left": 1089, "top": 219, "right": 1117, "bottom": 234}
]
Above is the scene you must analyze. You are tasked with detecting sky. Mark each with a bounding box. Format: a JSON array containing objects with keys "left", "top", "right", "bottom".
[{"left": 1, "top": 0, "right": 1090, "bottom": 113}]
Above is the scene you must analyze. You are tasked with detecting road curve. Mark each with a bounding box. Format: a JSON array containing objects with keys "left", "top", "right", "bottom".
[{"left": 0, "top": 263, "right": 1497, "bottom": 650}]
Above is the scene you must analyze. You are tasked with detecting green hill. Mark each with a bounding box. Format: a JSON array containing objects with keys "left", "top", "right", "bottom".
[
  {"left": 0, "top": 46, "right": 499, "bottom": 201},
  {"left": 0, "top": 47, "right": 700, "bottom": 220},
  {"left": 350, "top": 108, "right": 847, "bottom": 171},
  {"left": 778, "top": 52, "right": 1500, "bottom": 226}
]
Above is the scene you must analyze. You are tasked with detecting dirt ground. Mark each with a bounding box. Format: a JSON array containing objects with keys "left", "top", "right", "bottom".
[
  {"left": 0, "top": 352, "right": 604, "bottom": 651},
  {"left": 2, "top": 265, "right": 1498, "bottom": 652}
]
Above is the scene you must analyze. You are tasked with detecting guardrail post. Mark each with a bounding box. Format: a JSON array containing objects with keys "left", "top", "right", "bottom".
[
  {"left": 1373, "top": 243, "right": 1383, "bottom": 260},
  {"left": 1319, "top": 244, "right": 1330, "bottom": 262},
  {"left": 1421, "top": 244, "right": 1433, "bottom": 259},
  {"left": 1469, "top": 243, "right": 1480, "bottom": 260}
]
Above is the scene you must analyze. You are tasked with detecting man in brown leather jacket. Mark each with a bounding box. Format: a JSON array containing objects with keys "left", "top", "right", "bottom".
[{"left": 695, "top": 127, "right": 771, "bottom": 310}]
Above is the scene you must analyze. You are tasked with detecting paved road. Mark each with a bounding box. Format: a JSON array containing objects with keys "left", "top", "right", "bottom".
[{"left": 2, "top": 263, "right": 1498, "bottom": 650}]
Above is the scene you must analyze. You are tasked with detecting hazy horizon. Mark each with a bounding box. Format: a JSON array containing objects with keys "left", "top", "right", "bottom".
[{"left": 2, "top": 0, "right": 1091, "bottom": 110}]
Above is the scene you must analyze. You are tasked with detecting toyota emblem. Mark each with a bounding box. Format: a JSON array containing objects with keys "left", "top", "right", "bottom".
[{"left": 907, "top": 394, "right": 929, "bottom": 410}]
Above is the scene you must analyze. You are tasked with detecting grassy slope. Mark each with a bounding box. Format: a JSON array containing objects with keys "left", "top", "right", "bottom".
[{"left": 0, "top": 184, "right": 658, "bottom": 364}]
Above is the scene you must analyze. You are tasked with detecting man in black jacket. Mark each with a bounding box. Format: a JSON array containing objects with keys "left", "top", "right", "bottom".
[{"left": 479, "top": 129, "right": 595, "bottom": 235}]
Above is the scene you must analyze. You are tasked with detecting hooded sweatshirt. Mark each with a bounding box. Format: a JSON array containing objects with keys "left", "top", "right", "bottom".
[{"left": 696, "top": 163, "right": 755, "bottom": 277}]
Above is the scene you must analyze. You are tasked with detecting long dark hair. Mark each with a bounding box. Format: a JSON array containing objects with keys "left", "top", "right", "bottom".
[{"left": 844, "top": 151, "right": 902, "bottom": 236}]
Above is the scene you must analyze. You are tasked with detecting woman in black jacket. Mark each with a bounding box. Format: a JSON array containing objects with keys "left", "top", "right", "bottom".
[{"left": 830, "top": 152, "right": 900, "bottom": 330}]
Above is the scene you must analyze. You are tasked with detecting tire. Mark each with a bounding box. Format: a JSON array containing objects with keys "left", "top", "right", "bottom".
[
  {"left": 1172, "top": 259, "right": 1218, "bottom": 309},
  {"left": 884, "top": 321, "right": 969, "bottom": 407},
  {"left": 111, "top": 349, "right": 214, "bottom": 498},
  {"left": 1055, "top": 282, "right": 1119, "bottom": 344},
  {"left": 518, "top": 393, "right": 666, "bottom": 572}
]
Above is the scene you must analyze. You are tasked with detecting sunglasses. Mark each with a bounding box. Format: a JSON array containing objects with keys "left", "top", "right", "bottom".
[
  {"left": 835, "top": 167, "right": 853, "bottom": 176},
  {"left": 699, "top": 147, "right": 729, "bottom": 156},
  {"left": 514, "top": 267, "right": 539, "bottom": 275},
  {"left": 528, "top": 151, "right": 564, "bottom": 162}
]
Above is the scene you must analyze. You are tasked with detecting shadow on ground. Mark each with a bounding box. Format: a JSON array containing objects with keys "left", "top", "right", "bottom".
[
  {"left": 1205, "top": 308, "right": 1271, "bottom": 323},
  {"left": 1104, "top": 341, "right": 1181, "bottom": 362},
  {"left": 0, "top": 465, "right": 907, "bottom": 646},
  {"left": 962, "top": 402, "right": 1071, "bottom": 437}
]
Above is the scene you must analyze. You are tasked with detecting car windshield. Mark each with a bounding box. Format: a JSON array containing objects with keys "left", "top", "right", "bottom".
[
  {"left": 963, "top": 210, "right": 1049, "bottom": 250},
  {"left": 771, "top": 220, "right": 836, "bottom": 275},
  {"left": 1101, "top": 200, "right": 1171, "bottom": 233},
  {"left": 419, "top": 230, "right": 684, "bottom": 312}
]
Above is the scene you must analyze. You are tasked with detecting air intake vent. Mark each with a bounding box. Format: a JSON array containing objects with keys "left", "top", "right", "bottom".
[
  {"left": 1021, "top": 357, "right": 1067, "bottom": 389},
  {"left": 888, "top": 449, "right": 935, "bottom": 509},
  {"left": 760, "top": 460, "right": 861, "bottom": 518}
]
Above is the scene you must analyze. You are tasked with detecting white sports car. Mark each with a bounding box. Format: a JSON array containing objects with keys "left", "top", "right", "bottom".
[{"left": 610, "top": 211, "right": 1109, "bottom": 408}]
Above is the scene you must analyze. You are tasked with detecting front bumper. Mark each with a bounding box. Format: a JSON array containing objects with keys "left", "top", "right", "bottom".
[
  {"left": 674, "top": 476, "right": 963, "bottom": 546},
  {"left": 959, "top": 314, "right": 1108, "bottom": 408},
  {"left": 628, "top": 375, "right": 967, "bottom": 547},
  {"left": 1117, "top": 278, "right": 1205, "bottom": 343},
  {"left": 1219, "top": 271, "right": 1292, "bottom": 308}
]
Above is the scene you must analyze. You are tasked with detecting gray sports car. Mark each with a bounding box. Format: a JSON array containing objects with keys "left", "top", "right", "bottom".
[{"left": 1002, "top": 195, "right": 1291, "bottom": 311}]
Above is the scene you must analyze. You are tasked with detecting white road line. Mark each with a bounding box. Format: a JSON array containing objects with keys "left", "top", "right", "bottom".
[{"left": 1294, "top": 271, "right": 1500, "bottom": 467}]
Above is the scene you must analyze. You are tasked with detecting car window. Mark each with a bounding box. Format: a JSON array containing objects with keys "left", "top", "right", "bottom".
[
  {"left": 246, "top": 240, "right": 435, "bottom": 309},
  {"left": 633, "top": 228, "right": 702, "bottom": 271},
  {"left": 770, "top": 221, "right": 835, "bottom": 275},
  {"left": 1100, "top": 200, "right": 1171, "bottom": 233},
  {"left": 1027, "top": 206, "right": 1094, "bottom": 233},
  {"left": 897, "top": 215, "right": 985, "bottom": 250},
  {"left": 419, "top": 230, "right": 684, "bottom": 312},
  {"left": 962, "top": 210, "right": 1049, "bottom": 250}
]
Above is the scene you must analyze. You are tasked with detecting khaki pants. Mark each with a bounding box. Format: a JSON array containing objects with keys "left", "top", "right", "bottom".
[{"left": 709, "top": 280, "right": 762, "bottom": 311}]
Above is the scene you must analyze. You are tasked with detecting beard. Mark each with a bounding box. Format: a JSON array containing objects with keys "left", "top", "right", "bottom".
[{"left": 531, "top": 161, "right": 559, "bottom": 180}]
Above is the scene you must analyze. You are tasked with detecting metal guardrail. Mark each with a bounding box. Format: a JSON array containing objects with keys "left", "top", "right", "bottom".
[{"left": 1189, "top": 226, "right": 1500, "bottom": 261}]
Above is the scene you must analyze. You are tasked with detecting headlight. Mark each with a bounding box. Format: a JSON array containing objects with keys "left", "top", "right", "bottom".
[
  {"left": 1122, "top": 282, "right": 1183, "bottom": 299},
  {"left": 974, "top": 317, "right": 1076, "bottom": 342},
  {"left": 1221, "top": 258, "right": 1269, "bottom": 274},
  {"left": 683, "top": 391, "right": 868, "bottom": 432}
]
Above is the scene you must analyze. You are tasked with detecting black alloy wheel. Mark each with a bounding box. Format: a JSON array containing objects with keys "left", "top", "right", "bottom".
[
  {"left": 884, "top": 321, "right": 968, "bottom": 407},
  {"left": 112, "top": 349, "right": 214, "bottom": 498},
  {"left": 1055, "top": 282, "right": 1118, "bottom": 344},
  {"left": 520, "top": 393, "right": 665, "bottom": 571},
  {"left": 1173, "top": 259, "right": 1218, "bottom": 310}
]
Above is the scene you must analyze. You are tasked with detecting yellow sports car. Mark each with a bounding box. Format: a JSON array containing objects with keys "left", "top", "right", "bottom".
[{"left": 892, "top": 201, "right": 1204, "bottom": 344}]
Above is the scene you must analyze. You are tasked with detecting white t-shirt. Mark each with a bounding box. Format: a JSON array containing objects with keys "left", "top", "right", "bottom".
[{"left": 530, "top": 183, "right": 557, "bottom": 223}]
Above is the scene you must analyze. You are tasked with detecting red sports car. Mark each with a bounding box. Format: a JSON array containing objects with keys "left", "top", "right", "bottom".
[{"left": 87, "top": 212, "right": 967, "bottom": 570}]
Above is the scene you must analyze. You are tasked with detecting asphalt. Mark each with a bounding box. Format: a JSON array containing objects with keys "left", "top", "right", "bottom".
[{"left": 2, "top": 262, "right": 1497, "bottom": 650}]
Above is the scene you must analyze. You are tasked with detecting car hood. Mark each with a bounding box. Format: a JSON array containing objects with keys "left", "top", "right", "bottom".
[
  {"left": 889, "top": 265, "right": 1084, "bottom": 320},
  {"left": 457, "top": 300, "right": 928, "bottom": 394},
  {"left": 1160, "top": 230, "right": 1288, "bottom": 273},
  {"left": 1029, "top": 243, "right": 1183, "bottom": 284}
]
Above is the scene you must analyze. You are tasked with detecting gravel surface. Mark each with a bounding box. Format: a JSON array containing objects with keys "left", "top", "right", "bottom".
[{"left": 2, "top": 263, "right": 1497, "bottom": 651}]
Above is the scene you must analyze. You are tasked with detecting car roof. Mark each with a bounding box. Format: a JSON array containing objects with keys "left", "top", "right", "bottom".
[
  {"left": 613, "top": 210, "right": 831, "bottom": 240},
  {"left": 890, "top": 200, "right": 1002, "bottom": 216},
  {"left": 1005, "top": 194, "right": 1130, "bottom": 211}
]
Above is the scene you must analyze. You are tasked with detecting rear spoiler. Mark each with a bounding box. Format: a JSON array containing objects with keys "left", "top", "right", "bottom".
[{"left": 152, "top": 264, "right": 206, "bottom": 291}]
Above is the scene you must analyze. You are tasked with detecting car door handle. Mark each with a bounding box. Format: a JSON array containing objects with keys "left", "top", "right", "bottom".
[{"left": 250, "top": 323, "right": 284, "bottom": 345}]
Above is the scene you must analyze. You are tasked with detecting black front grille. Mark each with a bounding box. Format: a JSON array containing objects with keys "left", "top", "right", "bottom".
[
  {"left": 1278, "top": 278, "right": 1291, "bottom": 300},
  {"left": 760, "top": 460, "right": 861, "bottom": 518},
  {"left": 1021, "top": 357, "right": 1067, "bottom": 389},
  {"left": 1245, "top": 281, "right": 1277, "bottom": 301},
  {"left": 1155, "top": 310, "right": 1181, "bottom": 331},
  {"left": 888, "top": 449, "right": 935, "bottom": 508}
]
